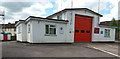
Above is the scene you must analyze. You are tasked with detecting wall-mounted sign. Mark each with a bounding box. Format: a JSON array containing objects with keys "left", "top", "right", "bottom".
[
  {"left": 100, "top": 31, "right": 103, "bottom": 34},
  {"left": 94, "top": 28, "right": 99, "bottom": 34},
  {"left": 59, "top": 27, "right": 64, "bottom": 34}
]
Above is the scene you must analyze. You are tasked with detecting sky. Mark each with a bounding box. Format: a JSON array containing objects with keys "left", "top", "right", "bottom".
[{"left": 0, "top": 0, "right": 119, "bottom": 24}]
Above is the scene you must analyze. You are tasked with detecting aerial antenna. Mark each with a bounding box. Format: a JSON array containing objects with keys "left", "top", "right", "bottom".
[
  {"left": 98, "top": 0, "right": 100, "bottom": 13},
  {"left": 98, "top": 0, "right": 100, "bottom": 25}
]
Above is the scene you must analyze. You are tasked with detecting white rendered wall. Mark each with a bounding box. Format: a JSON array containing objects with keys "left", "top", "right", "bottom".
[
  {"left": 16, "top": 24, "right": 22, "bottom": 41},
  {"left": 50, "top": 10, "right": 100, "bottom": 42},
  {"left": 26, "top": 21, "right": 33, "bottom": 43},
  {"left": 49, "top": 9, "right": 115, "bottom": 42},
  {"left": 93, "top": 27, "right": 115, "bottom": 42},
  {"left": 49, "top": 12, "right": 68, "bottom": 20},
  {"left": 29, "top": 20, "right": 72, "bottom": 43},
  {"left": 16, "top": 23, "right": 27, "bottom": 42}
]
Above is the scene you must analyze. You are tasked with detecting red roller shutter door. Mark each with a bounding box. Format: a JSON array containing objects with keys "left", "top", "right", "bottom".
[{"left": 74, "top": 14, "right": 93, "bottom": 42}]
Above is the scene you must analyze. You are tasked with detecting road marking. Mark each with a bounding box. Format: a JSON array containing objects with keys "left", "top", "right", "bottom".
[{"left": 87, "top": 44, "right": 120, "bottom": 57}]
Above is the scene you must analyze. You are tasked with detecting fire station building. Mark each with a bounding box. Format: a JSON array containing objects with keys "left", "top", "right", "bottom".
[{"left": 15, "top": 8, "right": 116, "bottom": 43}]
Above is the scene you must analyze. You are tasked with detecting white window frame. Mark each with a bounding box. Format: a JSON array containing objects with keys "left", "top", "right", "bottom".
[
  {"left": 45, "top": 24, "right": 56, "bottom": 36},
  {"left": 104, "top": 29, "right": 110, "bottom": 37}
]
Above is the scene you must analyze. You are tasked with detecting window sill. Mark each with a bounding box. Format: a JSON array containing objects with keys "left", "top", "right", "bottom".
[{"left": 45, "top": 34, "right": 57, "bottom": 36}]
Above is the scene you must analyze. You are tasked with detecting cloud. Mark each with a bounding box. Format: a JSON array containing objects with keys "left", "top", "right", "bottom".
[
  {"left": 0, "top": 0, "right": 53, "bottom": 24},
  {"left": 54, "top": 0, "right": 108, "bottom": 12},
  {"left": 0, "top": 2, "right": 34, "bottom": 23},
  {"left": 23, "top": 2, "right": 53, "bottom": 17},
  {"left": 100, "top": 0, "right": 119, "bottom": 22},
  {"left": 2, "top": 2, "right": 33, "bottom": 13},
  {"left": 0, "top": 0, "right": 119, "bottom": 24},
  {"left": 54, "top": 0, "right": 119, "bottom": 22}
]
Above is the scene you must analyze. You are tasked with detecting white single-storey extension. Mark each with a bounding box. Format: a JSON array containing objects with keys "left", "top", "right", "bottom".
[{"left": 15, "top": 8, "right": 116, "bottom": 43}]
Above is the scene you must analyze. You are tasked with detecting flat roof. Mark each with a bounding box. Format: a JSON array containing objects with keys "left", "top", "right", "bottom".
[
  {"left": 26, "top": 16, "right": 69, "bottom": 22},
  {"left": 99, "top": 25, "right": 117, "bottom": 28}
]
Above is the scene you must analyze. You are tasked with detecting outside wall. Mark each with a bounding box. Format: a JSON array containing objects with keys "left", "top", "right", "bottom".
[
  {"left": 93, "top": 27, "right": 115, "bottom": 42},
  {"left": 16, "top": 24, "right": 22, "bottom": 41},
  {"left": 50, "top": 10, "right": 100, "bottom": 42},
  {"left": 27, "top": 21, "right": 33, "bottom": 43},
  {"left": 30, "top": 20, "right": 69, "bottom": 43},
  {"left": 19, "top": 9, "right": 115, "bottom": 43},
  {"left": 22, "top": 23, "right": 27, "bottom": 42},
  {"left": 16, "top": 23, "right": 27, "bottom": 42}
]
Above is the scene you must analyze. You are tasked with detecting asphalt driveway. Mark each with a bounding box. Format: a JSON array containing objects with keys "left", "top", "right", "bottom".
[{"left": 1, "top": 41, "right": 119, "bottom": 58}]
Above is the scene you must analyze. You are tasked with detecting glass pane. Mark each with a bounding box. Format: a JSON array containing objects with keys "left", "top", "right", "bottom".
[
  {"left": 50, "top": 25, "right": 55, "bottom": 27},
  {"left": 46, "top": 25, "right": 49, "bottom": 34},
  {"left": 75, "top": 30, "right": 79, "bottom": 32},
  {"left": 54, "top": 28, "right": 56, "bottom": 34},
  {"left": 81, "top": 30, "right": 85, "bottom": 33},
  {"left": 105, "top": 29, "right": 110, "bottom": 37},
  {"left": 50, "top": 28, "right": 56, "bottom": 34},
  {"left": 86, "top": 30, "right": 90, "bottom": 33}
]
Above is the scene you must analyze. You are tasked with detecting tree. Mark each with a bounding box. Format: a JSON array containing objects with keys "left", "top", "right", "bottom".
[
  {"left": 110, "top": 18, "right": 117, "bottom": 26},
  {"left": 110, "top": 18, "right": 120, "bottom": 40}
]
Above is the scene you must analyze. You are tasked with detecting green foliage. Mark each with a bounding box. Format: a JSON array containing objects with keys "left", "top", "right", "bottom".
[
  {"left": 110, "top": 18, "right": 117, "bottom": 26},
  {"left": 110, "top": 18, "right": 118, "bottom": 33}
]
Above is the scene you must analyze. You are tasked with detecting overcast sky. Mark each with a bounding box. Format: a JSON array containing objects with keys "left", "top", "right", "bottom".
[{"left": 0, "top": 0, "right": 119, "bottom": 24}]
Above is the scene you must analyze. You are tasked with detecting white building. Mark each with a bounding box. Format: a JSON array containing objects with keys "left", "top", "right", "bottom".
[{"left": 15, "top": 8, "right": 116, "bottom": 43}]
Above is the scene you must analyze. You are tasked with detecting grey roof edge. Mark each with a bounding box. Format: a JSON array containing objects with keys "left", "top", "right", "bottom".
[
  {"left": 47, "top": 8, "right": 103, "bottom": 18},
  {"left": 26, "top": 16, "right": 69, "bottom": 22},
  {"left": 99, "top": 25, "right": 118, "bottom": 28},
  {"left": 15, "top": 20, "right": 25, "bottom": 27}
]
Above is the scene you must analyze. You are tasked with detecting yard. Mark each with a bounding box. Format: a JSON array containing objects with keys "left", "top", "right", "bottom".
[{"left": 1, "top": 41, "right": 119, "bottom": 59}]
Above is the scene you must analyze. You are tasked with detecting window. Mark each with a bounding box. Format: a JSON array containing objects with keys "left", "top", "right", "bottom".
[
  {"left": 75, "top": 30, "right": 79, "bottom": 32},
  {"left": 104, "top": 29, "right": 110, "bottom": 37},
  {"left": 81, "top": 30, "right": 85, "bottom": 33},
  {"left": 57, "top": 14, "right": 62, "bottom": 20},
  {"left": 86, "top": 30, "right": 90, "bottom": 33},
  {"left": 46, "top": 25, "right": 56, "bottom": 35},
  {"left": 28, "top": 24, "right": 30, "bottom": 33}
]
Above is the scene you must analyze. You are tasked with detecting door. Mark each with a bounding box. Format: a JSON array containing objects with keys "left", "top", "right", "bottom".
[
  {"left": 74, "top": 14, "right": 92, "bottom": 42},
  {"left": 4, "top": 34, "right": 8, "bottom": 41}
]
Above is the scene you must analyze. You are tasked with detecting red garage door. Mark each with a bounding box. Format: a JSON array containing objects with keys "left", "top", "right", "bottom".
[{"left": 74, "top": 14, "right": 93, "bottom": 42}]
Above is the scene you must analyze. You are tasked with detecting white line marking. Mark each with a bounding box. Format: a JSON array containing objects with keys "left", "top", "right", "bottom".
[{"left": 87, "top": 44, "right": 120, "bottom": 57}]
